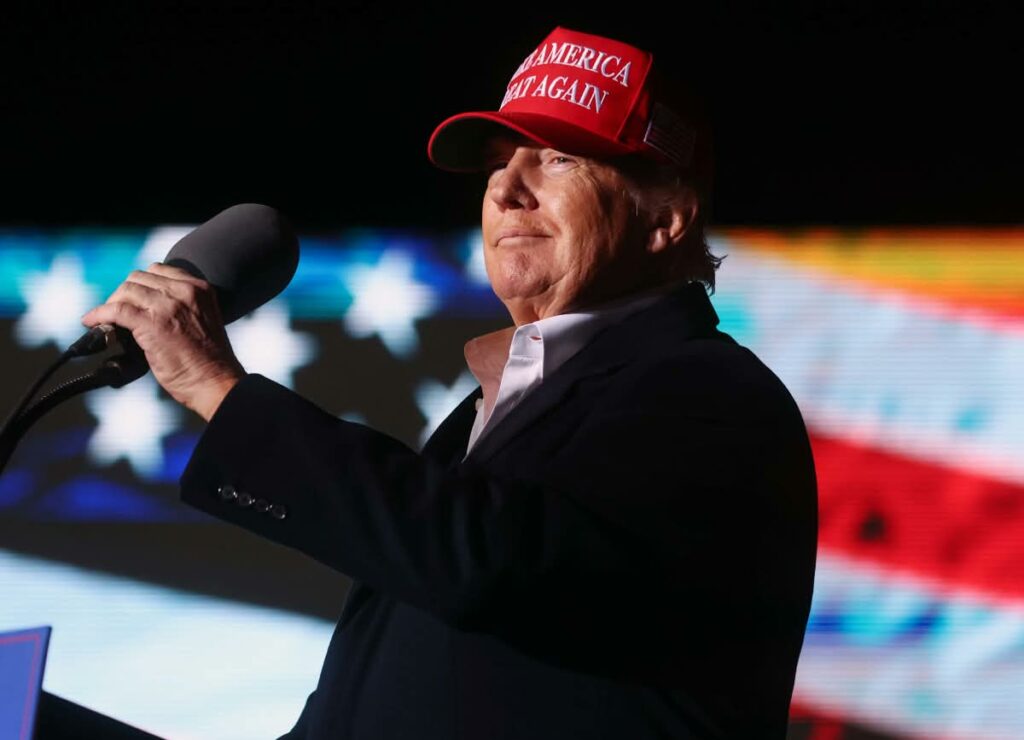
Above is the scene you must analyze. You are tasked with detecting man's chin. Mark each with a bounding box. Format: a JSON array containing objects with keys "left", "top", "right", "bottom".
[{"left": 494, "top": 285, "right": 581, "bottom": 325}]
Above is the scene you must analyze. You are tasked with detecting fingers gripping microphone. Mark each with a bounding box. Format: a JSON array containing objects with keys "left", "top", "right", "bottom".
[{"left": 69, "top": 203, "right": 301, "bottom": 382}]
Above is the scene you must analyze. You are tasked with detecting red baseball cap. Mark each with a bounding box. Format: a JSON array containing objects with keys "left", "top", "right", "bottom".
[{"left": 428, "top": 26, "right": 708, "bottom": 182}]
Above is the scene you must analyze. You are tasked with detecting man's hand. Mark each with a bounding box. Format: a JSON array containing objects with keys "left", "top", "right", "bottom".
[{"left": 81, "top": 263, "right": 245, "bottom": 421}]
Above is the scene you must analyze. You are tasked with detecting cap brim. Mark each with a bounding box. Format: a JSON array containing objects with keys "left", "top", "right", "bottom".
[{"left": 427, "top": 111, "right": 634, "bottom": 172}]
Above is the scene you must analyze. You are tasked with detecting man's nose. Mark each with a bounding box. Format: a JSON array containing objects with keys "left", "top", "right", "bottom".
[{"left": 487, "top": 159, "right": 538, "bottom": 211}]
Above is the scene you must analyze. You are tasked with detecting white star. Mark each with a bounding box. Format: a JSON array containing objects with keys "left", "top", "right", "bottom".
[
  {"left": 341, "top": 250, "right": 439, "bottom": 358},
  {"left": 226, "top": 300, "right": 316, "bottom": 389},
  {"left": 462, "top": 231, "right": 490, "bottom": 285},
  {"left": 85, "top": 375, "right": 182, "bottom": 479},
  {"left": 415, "top": 370, "right": 479, "bottom": 446},
  {"left": 15, "top": 252, "right": 101, "bottom": 349},
  {"left": 135, "top": 225, "right": 196, "bottom": 268}
]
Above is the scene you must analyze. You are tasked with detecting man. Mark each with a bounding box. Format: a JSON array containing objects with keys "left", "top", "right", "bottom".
[{"left": 83, "top": 26, "right": 817, "bottom": 739}]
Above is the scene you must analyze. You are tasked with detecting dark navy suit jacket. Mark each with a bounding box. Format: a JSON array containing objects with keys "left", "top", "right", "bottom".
[{"left": 180, "top": 281, "right": 818, "bottom": 739}]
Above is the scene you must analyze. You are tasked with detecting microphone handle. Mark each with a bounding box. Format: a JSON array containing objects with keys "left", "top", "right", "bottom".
[
  {"left": 67, "top": 323, "right": 138, "bottom": 358},
  {"left": 66, "top": 324, "right": 150, "bottom": 384}
]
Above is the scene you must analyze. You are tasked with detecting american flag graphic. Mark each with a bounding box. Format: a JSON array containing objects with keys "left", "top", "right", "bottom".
[
  {"left": 1, "top": 227, "right": 1020, "bottom": 738},
  {"left": 712, "top": 230, "right": 1024, "bottom": 739}
]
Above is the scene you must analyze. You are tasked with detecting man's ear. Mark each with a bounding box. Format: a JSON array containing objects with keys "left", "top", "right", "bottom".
[{"left": 646, "top": 186, "right": 699, "bottom": 255}]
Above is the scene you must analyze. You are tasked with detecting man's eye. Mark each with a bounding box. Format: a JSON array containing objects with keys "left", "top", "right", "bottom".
[{"left": 548, "top": 155, "right": 575, "bottom": 166}]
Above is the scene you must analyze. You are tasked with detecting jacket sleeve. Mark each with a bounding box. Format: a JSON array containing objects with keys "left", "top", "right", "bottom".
[{"left": 180, "top": 365, "right": 815, "bottom": 676}]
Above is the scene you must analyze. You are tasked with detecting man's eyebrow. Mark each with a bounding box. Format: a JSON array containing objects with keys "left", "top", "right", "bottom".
[
  {"left": 481, "top": 143, "right": 506, "bottom": 160},
  {"left": 481, "top": 143, "right": 505, "bottom": 163},
  {"left": 483, "top": 133, "right": 534, "bottom": 156}
]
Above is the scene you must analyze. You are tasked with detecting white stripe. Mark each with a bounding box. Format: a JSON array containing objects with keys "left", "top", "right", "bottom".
[
  {"left": 796, "top": 552, "right": 1024, "bottom": 739},
  {"left": 711, "top": 238, "right": 1024, "bottom": 484},
  {"left": 0, "top": 550, "right": 333, "bottom": 740}
]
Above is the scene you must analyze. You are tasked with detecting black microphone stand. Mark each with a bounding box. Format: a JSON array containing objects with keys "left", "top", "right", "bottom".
[{"left": 0, "top": 327, "right": 148, "bottom": 477}]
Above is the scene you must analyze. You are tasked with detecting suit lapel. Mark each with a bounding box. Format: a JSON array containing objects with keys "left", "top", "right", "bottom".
[{"left": 462, "top": 282, "right": 721, "bottom": 466}]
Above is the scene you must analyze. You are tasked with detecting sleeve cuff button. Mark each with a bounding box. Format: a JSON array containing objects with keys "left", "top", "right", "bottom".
[
  {"left": 270, "top": 504, "right": 288, "bottom": 520},
  {"left": 217, "top": 484, "right": 238, "bottom": 501}
]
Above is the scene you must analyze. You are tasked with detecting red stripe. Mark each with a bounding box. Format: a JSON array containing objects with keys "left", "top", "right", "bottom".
[
  {"left": 812, "top": 433, "right": 1024, "bottom": 602},
  {"left": 790, "top": 702, "right": 884, "bottom": 738}
]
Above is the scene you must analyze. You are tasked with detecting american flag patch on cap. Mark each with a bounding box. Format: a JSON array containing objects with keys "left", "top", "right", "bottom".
[{"left": 643, "top": 102, "right": 696, "bottom": 168}]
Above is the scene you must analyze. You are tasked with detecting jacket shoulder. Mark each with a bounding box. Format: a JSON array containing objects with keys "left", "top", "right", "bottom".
[{"left": 604, "top": 331, "right": 804, "bottom": 425}]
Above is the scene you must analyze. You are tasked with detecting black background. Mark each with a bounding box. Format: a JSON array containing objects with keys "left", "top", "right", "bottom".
[{"left": 2, "top": 1, "right": 1018, "bottom": 230}]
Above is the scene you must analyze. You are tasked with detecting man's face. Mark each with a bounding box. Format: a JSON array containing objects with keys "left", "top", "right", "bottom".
[{"left": 480, "top": 136, "right": 651, "bottom": 323}]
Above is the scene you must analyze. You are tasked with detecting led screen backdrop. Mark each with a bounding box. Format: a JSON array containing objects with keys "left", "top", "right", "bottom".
[{"left": 1, "top": 226, "right": 1021, "bottom": 738}]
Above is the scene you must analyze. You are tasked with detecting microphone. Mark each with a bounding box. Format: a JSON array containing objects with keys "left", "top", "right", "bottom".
[
  {"left": 68, "top": 203, "right": 301, "bottom": 371},
  {"left": 1, "top": 203, "right": 299, "bottom": 474}
]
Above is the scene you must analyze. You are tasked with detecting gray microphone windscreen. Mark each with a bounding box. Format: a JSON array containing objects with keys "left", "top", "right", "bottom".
[{"left": 164, "top": 203, "right": 299, "bottom": 324}]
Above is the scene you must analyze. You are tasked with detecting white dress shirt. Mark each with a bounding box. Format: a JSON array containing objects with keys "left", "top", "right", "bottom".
[{"left": 463, "top": 282, "right": 684, "bottom": 458}]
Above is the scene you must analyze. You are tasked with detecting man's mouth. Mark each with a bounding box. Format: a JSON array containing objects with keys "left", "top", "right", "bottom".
[{"left": 496, "top": 230, "right": 549, "bottom": 246}]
